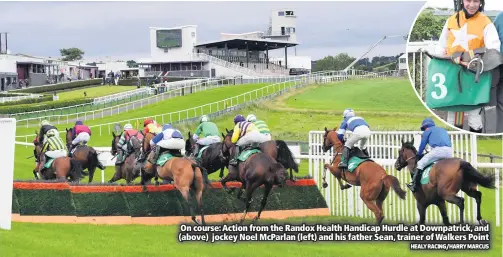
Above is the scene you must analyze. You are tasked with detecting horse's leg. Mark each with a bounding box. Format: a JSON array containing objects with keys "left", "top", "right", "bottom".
[
  {"left": 462, "top": 186, "right": 484, "bottom": 225},
  {"left": 220, "top": 167, "right": 239, "bottom": 194},
  {"left": 443, "top": 195, "right": 465, "bottom": 224},
  {"left": 194, "top": 182, "right": 205, "bottom": 225},
  {"left": 376, "top": 183, "right": 390, "bottom": 223},
  {"left": 436, "top": 200, "right": 451, "bottom": 225},
  {"left": 254, "top": 184, "right": 272, "bottom": 222},
  {"left": 289, "top": 168, "right": 296, "bottom": 182},
  {"left": 178, "top": 186, "right": 199, "bottom": 225},
  {"left": 239, "top": 181, "right": 257, "bottom": 225},
  {"left": 360, "top": 185, "right": 383, "bottom": 225},
  {"left": 108, "top": 166, "right": 122, "bottom": 184},
  {"left": 219, "top": 167, "right": 224, "bottom": 178},
  {"left": 416, "top": 201, "right": 427, "bottom": 225},
  {"left": 236, "top": 181, "right": 246, "bottom": 202}
]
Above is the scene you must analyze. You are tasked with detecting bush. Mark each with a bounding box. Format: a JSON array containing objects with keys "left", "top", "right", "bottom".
[
  {"left": 15, "top": 79, "right": 102, "bottom": 94},
  {"left": 0, "top": 98, "right": 93, "bottom": 114}
]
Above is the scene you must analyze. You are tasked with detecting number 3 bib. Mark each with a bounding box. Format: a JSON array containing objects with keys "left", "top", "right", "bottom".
[{"left": 425, "top": 58, "right": 492, "bottom": 112}]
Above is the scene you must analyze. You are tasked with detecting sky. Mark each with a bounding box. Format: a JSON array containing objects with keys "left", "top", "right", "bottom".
[
  {"left": 0, "top": 1, "right": 426, "bottom": 62},
  {"left": 426, "top": 0, "right": 503, "bottom": 10}
]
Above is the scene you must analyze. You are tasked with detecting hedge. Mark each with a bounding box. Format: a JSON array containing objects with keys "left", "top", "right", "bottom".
[
  {"left": 12, "top": 179, "right": 327, "bottom": 217},
  {"left": 1, "top": 98, "right": 93, "bottom": 114},
  {"left": 15, "top": 79, "right": 102, "bottom": 94}
]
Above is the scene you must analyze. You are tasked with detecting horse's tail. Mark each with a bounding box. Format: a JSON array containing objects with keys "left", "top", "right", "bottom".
[
  {"left": 191, "top": 163, "right": 212, "bottom": 190},
  {"left": 460, "top": 161, "right": 496, "bottom": 189},
  {"left": 90, "top": 151, "right": 105, "bottom": 170},
  {"left": 383, "top": 175, "right": 406, "bottom": 200},
  {"left": 69, "top": 158, "right": 83, "bottom": 181},
  {"left": 275, "top": 140, "right": 299, "bottom": 173}
]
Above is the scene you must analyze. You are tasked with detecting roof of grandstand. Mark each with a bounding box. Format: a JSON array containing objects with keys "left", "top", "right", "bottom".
[{"left": 195, "top": 38, "right": 298, "bottom": 51}]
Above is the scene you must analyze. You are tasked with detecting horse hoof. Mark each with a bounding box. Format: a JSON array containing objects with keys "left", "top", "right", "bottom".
[
  {"left": 322, "top": 182, "right": 328, "bottom": 188},
  {"left": 479, "top": 220, "right": 487, "bottom": 226},
  {"left": 192, "top": 217, "right": 200, "bottom": 225}
]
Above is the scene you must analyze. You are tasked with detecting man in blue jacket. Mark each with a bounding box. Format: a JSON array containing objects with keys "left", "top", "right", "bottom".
[
  {"left": 407, "top": 118, "right": 453, "bottom": 192},
  {"left": 494, "top": 12, "right": 503, "bottom": 132}
]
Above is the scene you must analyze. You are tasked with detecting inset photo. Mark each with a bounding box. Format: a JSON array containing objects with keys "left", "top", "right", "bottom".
[{"left": 407, "top": 0, "right": 503, "bottom": 134}]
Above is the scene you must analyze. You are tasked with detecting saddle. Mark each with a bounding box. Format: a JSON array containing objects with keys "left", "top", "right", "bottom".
[{"left": 241, "top": 142, "right": 262, "bottom": 152}]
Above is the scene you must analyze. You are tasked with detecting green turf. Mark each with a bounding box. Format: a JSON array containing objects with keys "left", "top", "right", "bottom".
[{"left": 55, "top": 85, "right": 135, "bottom": 101}]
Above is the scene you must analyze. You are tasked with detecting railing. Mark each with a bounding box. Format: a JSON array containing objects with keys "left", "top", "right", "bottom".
[
  {"left": 14, "top": 69, "right": 398, "bottom": 143},
  {"left": 193, "top": 53, "right": 262, "bottom": 77},
  {"left": 10, "top": 78, "right": 210, "bottom": 123},
  {"left": 0, "top": 93, "right": 42, "bottom": 103},
  {"left": 92, "top": 87, "right": 154, "bottom": 105}
]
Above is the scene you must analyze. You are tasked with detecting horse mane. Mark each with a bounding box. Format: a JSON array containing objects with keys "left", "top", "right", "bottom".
[{"left": 402, "top": 141, "right": 417, "bottom": 154}]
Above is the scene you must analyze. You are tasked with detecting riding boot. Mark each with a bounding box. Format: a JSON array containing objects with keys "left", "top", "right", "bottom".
[
  {"left": 229, "top": 145, "right": 240, "bottom": 166},
  {"left": 469, "top": 127, "right": 483, "bottom": 134},
  {"left": 338, "top": 146, "right": 350, "bottom": 169},
  {"left": 362, "top": 148, "right": 369, "bottom": 157},
  {"left": 407, "top": 168, "right": 423, "bottom": 192}
]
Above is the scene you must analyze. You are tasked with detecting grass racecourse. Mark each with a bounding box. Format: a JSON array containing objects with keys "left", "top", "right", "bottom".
[{"left": 2, "top": 77, "right": 502, "bottom": 257}]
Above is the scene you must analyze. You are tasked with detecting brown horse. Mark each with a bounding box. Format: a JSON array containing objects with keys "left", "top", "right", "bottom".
[
  {"left": 65, "top": 128, "right": 104, "bottom": 183},
  {"left": 223, "top": 128, "right": 299, "bottom": 181},
  {"left": 321, "top": 127, "right": 407, "bottom": 225},
  {"left": 395, "top": 137, "right": 495, "bottom": 225},
  {"left": 142, "top": 146, "right": 210, "bottom": 225},
  {"left": 221, "top": 129, "right": 288, "bottom": 223},
  {"left": 140, "top": 132, "right": 162, "bottom": 184},
  {"left": 185, "top": 131, "right": 227, "bottom": 178},
  {"left": 33, "top": 134, "right": 83, "bottom": 182},
  {"left": 109, "top": 132, "right": 142, "bottom": 184}
]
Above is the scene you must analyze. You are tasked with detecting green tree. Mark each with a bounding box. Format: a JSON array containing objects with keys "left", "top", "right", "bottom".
[
  {"left": 59, "top": 48, "right": 85, "bottom": 61},
  {"left": 409, "top": 9, "right": 447, "bottom": 42},
  {"left": 126, "top": 60, "right": 138, "bottom": 68},
  {"left": 312, "top": 53, "right": 356, "bottom": 72}
]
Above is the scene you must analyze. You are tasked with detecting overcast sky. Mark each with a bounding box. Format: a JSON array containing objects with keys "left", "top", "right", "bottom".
[
  {"left": 427, "top": 0, "right": 503, "bottom": 10},
  {"left": 0, "top": 1, "right": 426, "bottom": 62}
]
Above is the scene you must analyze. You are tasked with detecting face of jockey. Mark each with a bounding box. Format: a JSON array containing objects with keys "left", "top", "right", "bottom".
[{"left": 463, "top": 0, "right": 481, "bottom": 15}]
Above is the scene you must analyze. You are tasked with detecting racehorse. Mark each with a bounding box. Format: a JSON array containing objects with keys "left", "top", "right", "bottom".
[
  {"left": 395, "top": 137, "right": 495, "bottom": 225},
  {"left": 224, "top": 128, "right": 299, "bottom": 181},
  {"left": 321, "top": 127, "right": 407, "bottom": 225},
  {"left": 140, "top": 132, "right": 161, "bottom": 184},
  {"left": 185, "top": 131, "right": 227, "bottom": 178},
  {"left": 109, "top": 132, "right": 142, "bottom": 184},
  {"left": 221, "top": 129, "right": 288, "bottom": 223},
  {"left": 65, "top": 128, "right": 105, "bottom": 183},
  {"left": 33, "top": 134, "right": 83, "bottom": 182},
  {"left": 142, "top": 146, "right": 210, "bottom": 225}
]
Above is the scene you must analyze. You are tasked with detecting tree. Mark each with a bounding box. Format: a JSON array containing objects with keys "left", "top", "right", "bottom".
[
  {"left": 312, "top": 53, "right": 356, "bottom": 72},
  {"left": 59, "top": 48, "right": 85, "bottom": 61},
  {"left": 127, "top": 60, "right": 138, "bottom": 68},
  {"left": 409, "top": 9, "right": 447, "bottom": 42}
]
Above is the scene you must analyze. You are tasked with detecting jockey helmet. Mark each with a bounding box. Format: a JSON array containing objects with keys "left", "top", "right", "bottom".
[
  {"left": 420, "top": 118, "right": 435, "bottom": 131},
  {"left": 124, "top": 124, "right": 133, "bottom": 131},
  {"left": 200, "top": 115, "right": 209, "bottom": 123},
  {"left": 246, "top": 114, "right": 257, "bottom": 122},
  {"left": 163, "top": 124, "right": 173, "bottom": 130},
  {"left": 343, "top": 108, "right": 355, "bottom": 118},
  {"left": 143, "top": 118, "right": 154, "bottom": 127},
  {"left": 40, "top": 120, "right": 50, "bottom": 127},
  {"left": 234, "top": 114, "right": 245, "bottom": 124},
  {"left": 46, "top": 129, "right": 57, "bottom": 138},
  {"left": 75, "top": 120, "right": 83, "bottom": 126}
]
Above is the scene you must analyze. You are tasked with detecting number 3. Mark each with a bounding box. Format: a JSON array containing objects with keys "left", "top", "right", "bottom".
[{"left": 431, "top": 73, "right": 447, "bottom": 100}]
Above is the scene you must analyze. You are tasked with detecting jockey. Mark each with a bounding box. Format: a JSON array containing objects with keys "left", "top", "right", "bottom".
[
  {"left": 150, "top": 124, "right": 185, "bottom": 166},
  {"left": 143, "top": 118, "right": 163, "bottom": 135},
  {"left": 229, "top": 114, "right": 267, "bottom": 166},
  {"left": 192, "top": 115, "right": 221, "bottom": 159},
  {"left": 246, "top": 114, "right": 272, "bottom": 141},
  {"left": 407, "top": 118, "right": 454, "bottom": 192},
  {"left": 68, "top": 120, "right": 91, "bottom": 156},
  {"left": 115, "top": 124, "right": 143, "bottom": 168},
  {"left": 337, "top": 108, "right": 371, "bottom": 169},
  {"left": 39, "top": 129, "right": 67, "bottom": 173},
  {"left": 436, "top": 0, "right": 500, "bottom": 133},
  {"left": 38, "top": 120, "right": 59, "bottom": 145}
]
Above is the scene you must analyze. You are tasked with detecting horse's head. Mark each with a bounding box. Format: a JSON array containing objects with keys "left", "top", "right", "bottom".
[
  {"left": 111, "top": 132, "right": 121, "bottom": 156},
  {"left": 322, "top": 127, "right": 343, "bottom": 152},
  {"left": 33, "top": 134, "right": 42, "bottom": 159},
  {"left": 130, "top": 136, "right": 142, "bottom": 154},
  {"left": 65, "top": 128, "right": 73, "bottom": 148},
  {"left": 221, "top": 128, "right": 235, "bottom": 158},
  {"left": 185, "top": 131, "right": 194, "bottom": 155},
  {"left": 395, "top": 137, "right": 417, "bottom": 172}
]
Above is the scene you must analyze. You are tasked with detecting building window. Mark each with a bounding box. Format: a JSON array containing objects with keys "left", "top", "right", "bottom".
[
  {"left": 399, "top": 58, "right": 405, "bottom": 64},
  {"left": 278, "top": 11, "right": 284, "bottom": 16}
]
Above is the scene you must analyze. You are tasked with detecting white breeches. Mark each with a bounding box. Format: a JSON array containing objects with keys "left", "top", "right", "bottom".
[
  {"left": 72, "top": 132, "right": 90, "bottom": 145},
  {"left": 196, "top": 136, "right": 221, "bottom": 146},
  {"left": 345, "top": 125, "right": 371, "bottom": 149}
]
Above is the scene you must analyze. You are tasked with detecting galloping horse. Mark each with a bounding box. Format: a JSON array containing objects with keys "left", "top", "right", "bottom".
[
  {"left": 33, "top": 134, "right": 83, "bottom": 182},
  {"left": 185, "top": 131, "right": 227, "bottom": 178},
  {"left": 65, "top": 128, "right": 105, "bottom": 183},
  {"left": 142, "top": 146, "right": 210, "bottom": 225},
  {"left": 223, "top": 128, "right": 299, "bottom": 181},
  {"left": 221, "top": 129, "right": 288, "bottom": 223},
  {"left": 140, "top": 132, "right": 161, "bottom": 184},
  {"left": 395, "top": 137, "right": 495, "bottom": 225},
  {"left": 109, "top": 132, "right": 142, "bottom": 184},
  {"left": 322, "top": 127, "right": 407, "bottom": 225}
]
